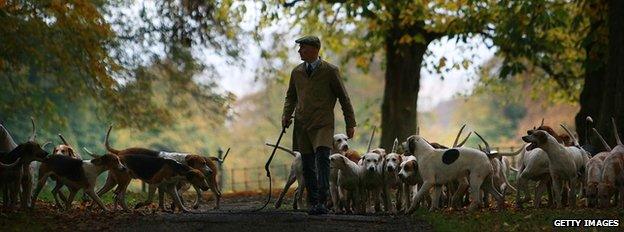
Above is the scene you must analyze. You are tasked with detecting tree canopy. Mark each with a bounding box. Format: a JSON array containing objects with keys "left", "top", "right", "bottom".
[{"left": 0, "top": 0, "right": 244, "bottom": 128}]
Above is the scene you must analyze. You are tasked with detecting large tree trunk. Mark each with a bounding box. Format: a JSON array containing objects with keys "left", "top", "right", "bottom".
[
  {"left": 575, "top": 0, "right": 608, "bottom": 149},
  {"left": 596, "top": 0, "right": 624, "bottom": 144},
  {"left": 380, "top": 27, "right": 429, "bottom": 150}
]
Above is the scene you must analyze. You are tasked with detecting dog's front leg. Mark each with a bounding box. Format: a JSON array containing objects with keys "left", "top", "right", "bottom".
[
  {"left": 515, "top": 174, "right": 529, "bottom": 209},
  {"left": 206, "top": 173, "right": 222, "bottom": 210},
  {"left": 534, "top": 180, "right": 549, "bottom": 208},
  {"left": 432, "top": 185, "right": 445, "bottom": 211},
  {"left": 64, "top": 188, "right": 78, "bottom": 211},
  {"left": 51, "top": 182, "right": 66, "bottom": 210},
  {"left": 85, "top": 188, "right": 109, "bottom": 212},
  {"left": 192, "top": 185, "right": 202, "bottom": 209},
  {"left": 551, "top": 175, "right": 563, "bottom": 208},
  {"left": 8, "top": 177, "right": 20, "bottom": 208},
  {"left": 167, "top": 185, "right": 190, "bottom": 213},
  {"left": 374, "top": 188, "right": 382, "bottom": 213},
  {"left": 353, "top": 187, "right": 365, "bottom": 214},
  {"left": 31, "top": 172, "right": 52, "bottom": 209},
  {"left": 406, "top": 181, "right": 432, "bottom": 214},
  {"left": 381, "top": 183, "right": 394, "bottom": 213},
  {"left": 20, "top": 167, "right": 33, "bottom": 208},
  {"left": 468, "top": 175, "right": 486, "bottom": 211},
  {"left": 6, "top": 170, "right": 23, "bottom": 208},
  {"left": 114, "top": 180, "right": 131, "bottom": 211},
  {"left": 157, "top": 186, "right": 167, "bottom": 212},
  {"left": 96, "top": 173, "right": 117, "bottom": 197},
  {"left": 395, "top": 184, "right": 403, "bottom": 212},
  {"left": 330, "top": 182, "right": 342, "bottom": 213},
  {"left": 400, "top": 184, "right": 411, "bottom": 213}
]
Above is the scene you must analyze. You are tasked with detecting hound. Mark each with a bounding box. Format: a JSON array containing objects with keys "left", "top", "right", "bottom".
[
  {"left": 114, "top": 153, "right": 210, "bottom": 212},
  {"left": 31, "top": 149, "right": 126, "bottom": 211},
  {"left": 474, "top": 132, "right": 524, "bottom": 206},
  {"left": 329, "top": 153, "right": 364, "bottom": 214},
  {"left": 129, "top": 150, "right": 214, "bottom": 210},
  {"left": 521, "top": 124, "right": 589, "bottom": 208},
  {"left": 53, "top": 134, "right": 81, "bottom": 159},
  {"left": 585, "top": 128, "right": 611, "bottom": 207},
  {"left": 174, "top": 155, "right": 223, "bottom": 210},
  {"left": 0, "top": 118, "right": 49, "bottom": 208},
  {"left": 598, "top": 118, "right": 624, "bottom": 208},
  {"left": 404, "top": 133, "right": 506, "bottom": 213},
  {"left": 333, "top": 133, "right": 361, "bottom": 162},
  {"left": 514, "top": 121, "right": 582, "bottom": 208},
  {"left": 382, "top": 139, "right": 403, "bottom": 213},
  {"left": 397, "top": 155, "right": 421, "bottom": 211},
  {"left": 359, "top": 148, "right": 386, "bottom": 213},
  {"left": 97, "top": 126, "right": 211, "bottom": 212},
  {"left": 397, "top": 125, "right": 472, "bottom": 210},
  {"left": 33, "top": 134, "right": 84, "bottom": 208}
]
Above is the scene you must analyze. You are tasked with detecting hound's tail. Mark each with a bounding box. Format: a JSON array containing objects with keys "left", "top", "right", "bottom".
[
  {"left": 585, "top": 116, "right": 594, "bottom": 146},
  {"left": 265, "top": 143, "right": 297, "bottom": 157},
  {"left": 514, "top": 145, "right": 528, "bottom": 172},
  {"left": 497, "top": 144, "right": 528, "bottom": 157},
  {"left": 502, "top": 157, "right": 517, "bottom": 192},
  {"left": 105, "top": 125, "right": 120, "bottom": 154},
  {"left": 209, "top": 148, "right": 231, "bottom": 164}
]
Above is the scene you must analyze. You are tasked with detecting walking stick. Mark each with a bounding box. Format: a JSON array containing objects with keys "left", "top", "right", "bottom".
[
  {"left": 366, "top": 126, "right": 377, "bottom": 153},
  {"left": 252, "top": 126, "right": 287, "bottom": 212}
]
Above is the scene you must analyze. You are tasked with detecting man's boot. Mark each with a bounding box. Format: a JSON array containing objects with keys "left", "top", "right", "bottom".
[
  {"left": 314, "top": 146, "right": 331, "bottom": 214},
  {"left": 301, "top": 152, "right": 319, "bottom": 214}
]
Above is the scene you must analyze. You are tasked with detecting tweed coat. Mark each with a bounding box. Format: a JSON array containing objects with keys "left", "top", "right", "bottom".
[{"left": 282, "top": 59, "right": 356, "bottom": 154}]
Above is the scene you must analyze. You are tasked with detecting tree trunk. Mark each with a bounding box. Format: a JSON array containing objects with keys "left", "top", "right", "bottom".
[
  {"left": 575, "top": 1, "right": 608, "bottom": 148},
  {"left": 380, "top": 28, "right": 429, "bottom": 150},
  {"left": 595, "top": 0, "right": 624, "bottom": 145}
]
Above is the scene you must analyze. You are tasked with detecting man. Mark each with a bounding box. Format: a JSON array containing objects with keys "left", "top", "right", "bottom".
[{"left": 282, "top": 35, "right": 357, "bottom": 215}]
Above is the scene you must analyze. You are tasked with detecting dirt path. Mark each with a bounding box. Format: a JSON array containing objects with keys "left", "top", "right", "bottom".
[
  {"left": 2, "top": 194, "right": 432, "bottom": 232},
  {"left": 116, "top": 196, "right": 431, "bottom": 232}
]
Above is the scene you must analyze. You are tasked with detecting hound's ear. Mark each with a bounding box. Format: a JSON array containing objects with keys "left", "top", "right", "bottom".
[{"left": 68, "top": 147, "right": 76, "bottom": 158}]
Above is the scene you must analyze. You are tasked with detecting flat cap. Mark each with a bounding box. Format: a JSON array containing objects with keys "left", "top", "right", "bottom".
[{"left": 295, "top": 35, "right": 321, "bottom": 49}]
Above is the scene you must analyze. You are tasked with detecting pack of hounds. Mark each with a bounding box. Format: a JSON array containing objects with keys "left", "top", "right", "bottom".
[
  {"left": 1, "top": 120, "right": 224, "bottom": 212},
  {"left": 1, "top": 116, "right": 623, "bottom": 214},
  {"left": 267, "top": 116, "right": 624, "bottom": 214}
]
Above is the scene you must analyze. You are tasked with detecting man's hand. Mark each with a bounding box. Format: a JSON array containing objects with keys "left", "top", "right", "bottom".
[
  {"left": 282, "top": 116, "right": 293, "bottom": 129},
  {"left": 346, "top": 127, "right": 355, "bottom": 139}
]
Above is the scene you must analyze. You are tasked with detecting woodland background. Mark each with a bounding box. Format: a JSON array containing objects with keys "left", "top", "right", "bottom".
[{"left": 1, "top": 0, "right": 621, "bottom": 172}]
